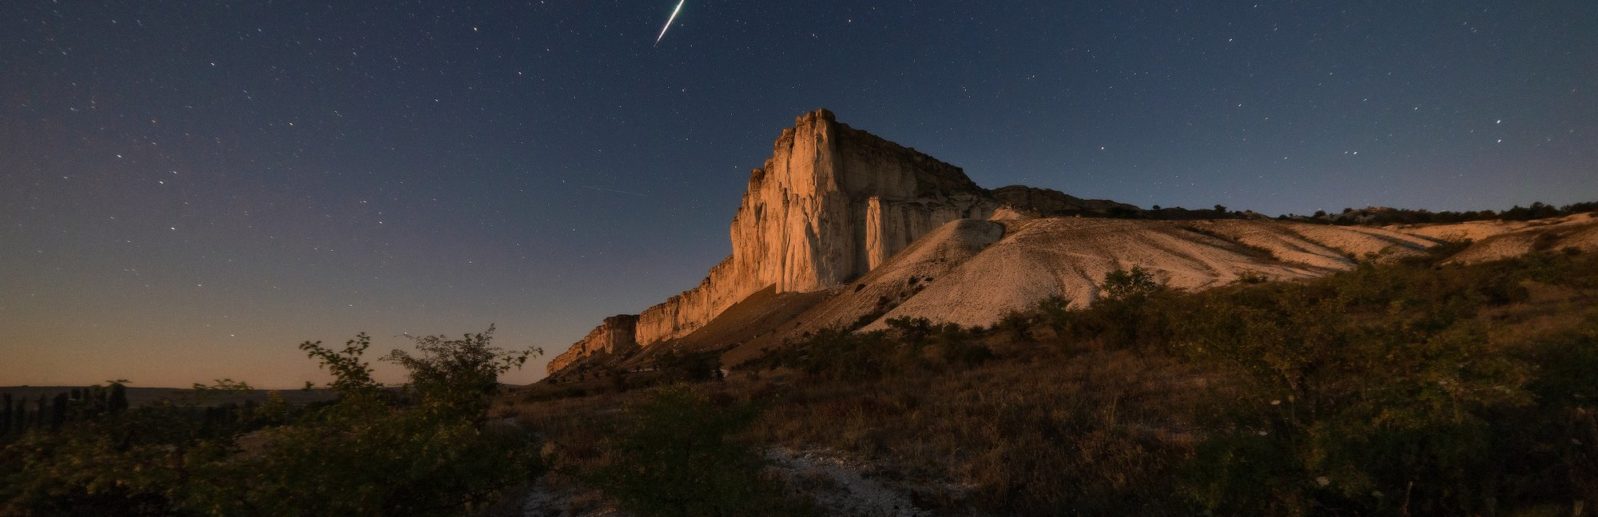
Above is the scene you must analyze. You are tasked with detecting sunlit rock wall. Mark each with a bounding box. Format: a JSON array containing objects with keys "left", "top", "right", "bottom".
[{"left": 550, "top": 109, "right": 995, "bottom": 374}]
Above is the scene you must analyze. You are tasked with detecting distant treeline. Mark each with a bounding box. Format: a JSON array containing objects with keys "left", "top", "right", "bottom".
[
  {"left": 0, "top": 382, "right": 323, "bottom": 445},
  {"left": 1284, "top": 200, "right": 1598, "bottom": 226},
  {"left": 1, "top": 383, "right": 129, "bottom": 438},
  {"left": 1076, "top": 200, "right": 1598, "bottom": 225}
]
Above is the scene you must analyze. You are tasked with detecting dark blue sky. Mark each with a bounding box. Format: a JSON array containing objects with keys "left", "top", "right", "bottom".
[{"left": 3, "top": 1, "right": 1594, "bottom": 386}]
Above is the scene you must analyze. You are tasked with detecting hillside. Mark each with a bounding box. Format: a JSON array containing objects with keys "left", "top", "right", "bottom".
[
  {"left": 546, "top": 110, "right": 1598, "bottom": 378},
  {"left": 515, "top": 246, "right": 1598, "bottom": 516}
]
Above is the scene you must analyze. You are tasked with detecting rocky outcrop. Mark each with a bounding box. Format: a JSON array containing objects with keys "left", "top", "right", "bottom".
[
  {"left": 544, "top": 110, "right": 1598, "bottom": 378},
  {"left": 549, "top": 109, "right": 995, "bottom": 375},
  {"left": 545, "top": 315, "right": 638, "bottom": 374},
  {"left": 631, "top": 110, "right": 994, "bottom": 345}
]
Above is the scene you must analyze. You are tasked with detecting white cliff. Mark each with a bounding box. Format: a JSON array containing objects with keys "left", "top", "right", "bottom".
[
  {"left": 546, "top": 111, "right": 1598, "bottom": 377},
  {"left": 551, "top": 109, "right": 994, "bottom": 374},
  {"left": 546, "top": 315, "right": 638, "bottom": 374}
]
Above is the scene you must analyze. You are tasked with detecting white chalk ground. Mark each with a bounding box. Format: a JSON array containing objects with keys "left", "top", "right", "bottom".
[
  {"left": 765, "top": 447, "right": 935, "bottom": 517},
  {"left": 519, "top": 447, "right": 947, "bottom": 516},
  {"left": 803, "top": 213, "right": 1598, "bottom": 334},
  {"left": 520, "top": 482, "right": 627, "bottom": 517},
  {"left": 848, "top": 217, "right": 1411, "bottom": 331},
  {"left": 1431, "top": 213, "right": 1598, "bottom": 264}
]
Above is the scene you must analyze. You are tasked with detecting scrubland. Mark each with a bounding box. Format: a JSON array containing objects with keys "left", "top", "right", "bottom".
[
  {"left": 4, "top": 246, "right": 1593, "bottom": 516},
  {"left": 510, "top": 246, "right": 1598, "bottom": 516}
]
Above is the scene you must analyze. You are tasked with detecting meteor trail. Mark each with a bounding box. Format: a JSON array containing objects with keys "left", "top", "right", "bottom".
[{"left": 655, "top": 0, "right": 685, "bottom": 46}]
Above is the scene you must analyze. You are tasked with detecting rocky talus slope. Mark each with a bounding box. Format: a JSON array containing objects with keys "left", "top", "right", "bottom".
[{"left": 547, "top": 110, "right": 1598, "bottom": 375}]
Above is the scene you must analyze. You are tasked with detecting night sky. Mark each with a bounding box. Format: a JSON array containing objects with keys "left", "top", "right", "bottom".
[{"left": 3, "top": 1, "right": 1594, "bottom": 387}]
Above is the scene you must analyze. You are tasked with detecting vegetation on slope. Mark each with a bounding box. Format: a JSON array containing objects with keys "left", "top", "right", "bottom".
[
  {"left": 6, "top": 243, "right": 1594, "bottom": 515},
  {"left": 516, "top": 246, "right": 1598, "bottom": 516}
]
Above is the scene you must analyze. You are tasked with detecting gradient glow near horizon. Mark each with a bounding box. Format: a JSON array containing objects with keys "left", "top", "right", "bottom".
[{"left": 2, "top": 1, "right": 1595, "bottom": 388}]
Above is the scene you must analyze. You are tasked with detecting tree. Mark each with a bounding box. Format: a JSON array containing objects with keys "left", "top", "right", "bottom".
[
  {"left": 49, "top": 394, "right": 67, "bottom": 431},
  {"left": 384, "top": 325, "right": 536, "bottom": 417},
  {"left": 33, "top": 397, "right": 46, "bottom": 431},
  {"left": 299, "top": 333, "right": 381, "bottom": 397},
  {"left": 9, "top": 398, "right": 21, "bottom": 434},
  {"left": 1034, "top": 295, "right": 1072, "bottom": 335},
  {"left": 1102, "top": 266, "right": 1162, "bottom": 301},
  {"left": 2, "top": 393, "right": 11, "bottom": 435},
  {"left": 107, "top": 382, "right": 128, "bottom": 415}
]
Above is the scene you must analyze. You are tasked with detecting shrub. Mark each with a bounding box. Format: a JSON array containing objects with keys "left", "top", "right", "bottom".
[
  {"left": 1033, "top": 295, "right": 1071, "bottom": 333},
  {"left": 1051, "top": 268, "right": 1176, "bottom": 350},
  {"left": 995, "top": 310, "right": 1035, "bottom": 344},
  {"left": 656, "top": 349, "right": 724, "bottom": 383},
  {"left": 1101, "top": 266, "right": 1162, "bottom": 301},
  {"left": 780, "top": 328, "right": 901, "bottom": 382}
]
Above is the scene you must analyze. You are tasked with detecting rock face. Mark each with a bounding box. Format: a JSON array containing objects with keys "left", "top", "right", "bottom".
[
  {"left": 548, "top": 109, "right": 995, "bottom": 375},
  {"left": 546, "top": 315, "right": 638, "bottom": 374},
  {"left": 544, "top": 109, "right": 1598, "bottom": 377}
]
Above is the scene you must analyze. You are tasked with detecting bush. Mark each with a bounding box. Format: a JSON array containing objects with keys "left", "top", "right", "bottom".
[
  {"left": 656, "top": 349, "right": 724, "bottom": 383},
  {"left": 1101, "top": 266, "right": 1162, "bottom": 301},
  {"left": 778, "top": 328, "right": 901, "bottom": 382},
  {"left": 1049, "top": 267, "right": 1176, "bottom": 350}
]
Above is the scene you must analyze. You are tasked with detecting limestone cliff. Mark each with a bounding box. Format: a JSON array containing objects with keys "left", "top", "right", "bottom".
[
  {"left": 543, "top": 110, "right": 1598, "bottom": 378},
  {"left": 546, "top": 315, "right": 638, "bottom": 374},
  {"left": 549, "top": 109, "right": 994, "bottom": 375},
  {"left": 633, "top": 109, "right": 994, "bottom": 346}
]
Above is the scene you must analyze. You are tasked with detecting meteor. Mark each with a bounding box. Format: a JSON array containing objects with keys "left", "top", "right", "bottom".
[{"left": 655, "top": 0, "right": 685, "bottom": 46}]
